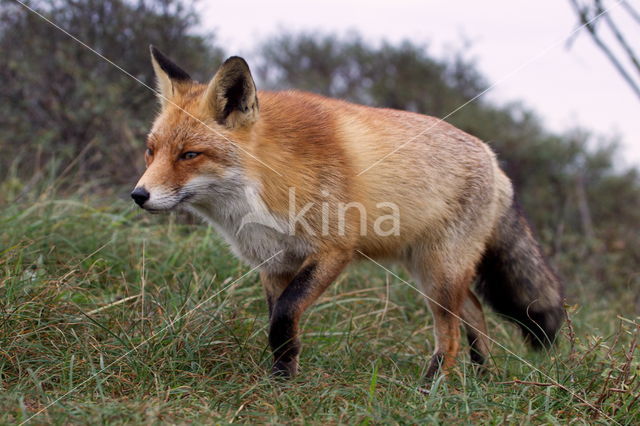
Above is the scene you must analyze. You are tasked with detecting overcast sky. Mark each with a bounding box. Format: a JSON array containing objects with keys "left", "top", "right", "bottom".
[{"left": 201, "top": 0, "right": 640, "bottom": 167}]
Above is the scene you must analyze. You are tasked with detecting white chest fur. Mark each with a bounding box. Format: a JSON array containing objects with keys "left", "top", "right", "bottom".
[{"left": 184, "top": 177, "right": 311, "bottom": 275}]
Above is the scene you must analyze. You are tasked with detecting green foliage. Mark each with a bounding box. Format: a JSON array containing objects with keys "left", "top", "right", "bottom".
[
  {"left": 257, "top": 32, "right": 640, "bottom": 299},
  {"left": 0, "top": 198, "right": 638, "bottom": 423},
  {"left": 0, "top": 1, "right": 639, "bottom": 423},
  {"left": 0, "top": 0, "right": 223, "bottom": 186},
  {"left": 257, "top": 32, "right": 486, "bottom": 114}
]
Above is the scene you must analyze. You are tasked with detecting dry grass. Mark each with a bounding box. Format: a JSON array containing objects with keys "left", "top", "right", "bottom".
[{"left": 1, "top": 195, "right": 639, "bottom": 424}]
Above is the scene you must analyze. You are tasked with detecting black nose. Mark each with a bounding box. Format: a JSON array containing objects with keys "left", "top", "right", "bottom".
[{"left": 131, "top": 187, "right": 150, "bottom": 206}]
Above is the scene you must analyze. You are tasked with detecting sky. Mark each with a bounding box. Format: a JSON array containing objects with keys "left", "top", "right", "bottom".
[{"left": 201, "top": 0, "right": 640, "bottom": 167}]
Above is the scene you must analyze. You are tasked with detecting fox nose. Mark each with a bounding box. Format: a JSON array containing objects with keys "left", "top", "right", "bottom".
[{"left": 131, "top": 187, "right": 150, "bottom": 206}]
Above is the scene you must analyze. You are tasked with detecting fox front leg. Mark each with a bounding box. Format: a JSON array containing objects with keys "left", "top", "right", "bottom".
[{"left": 268, "top": 251, "right": 351, "bottom": 378}]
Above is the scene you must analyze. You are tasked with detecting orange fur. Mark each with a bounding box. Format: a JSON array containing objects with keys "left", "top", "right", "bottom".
[{"left": 132, "top": 49, "right": 564, "bottom": 380}]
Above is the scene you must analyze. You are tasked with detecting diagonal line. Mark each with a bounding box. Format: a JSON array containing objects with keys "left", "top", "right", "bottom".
[
  {"left": 19, "top": 250, "right": 283, "bottom": 425},
  {"left": 11, "top": 0, "right": 621, "bottom": 422},
  {"left": 357, "top": 0, "right": 624, "bottom": 176},
  {"left": 12, "top": 0, "right": 282, "bottom": 177},
  {"left": 356, "top": 250, "right": 620, "bottom": 424}
]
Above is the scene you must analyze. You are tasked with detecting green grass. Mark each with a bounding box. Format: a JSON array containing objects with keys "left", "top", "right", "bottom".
[{"left": 0, "top": 195, "right": 639, "bottom": 424}]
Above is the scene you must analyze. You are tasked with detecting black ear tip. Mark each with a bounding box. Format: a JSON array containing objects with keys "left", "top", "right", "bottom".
[
  {"left": 223, "top": 56, "right": 250, "bottom": 69},
  {"left": 150, "top": 45, "right": 162, "bottom": 60},
  {"left": 149, "top": 46, "right": 192, "bottom": 81},
  {"left": 150, "top": 45, "right": 169, "bottom": 63}
]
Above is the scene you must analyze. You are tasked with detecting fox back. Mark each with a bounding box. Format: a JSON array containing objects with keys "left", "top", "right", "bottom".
[{"left": 132, "top": 47, "right": 564, "bottom": 380}]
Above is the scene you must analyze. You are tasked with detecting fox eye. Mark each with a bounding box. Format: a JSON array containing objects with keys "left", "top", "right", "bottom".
[
  {"left": 146, "top": 148, "right": 153, "bottom": 156},
  {"left": 181, "top": 151, "right": 201, "bottom": 160}
]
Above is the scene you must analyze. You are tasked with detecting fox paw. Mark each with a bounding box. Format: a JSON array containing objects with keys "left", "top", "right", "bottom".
[
  {"left": 271, "top": 359, "right": 298, "bottom": 379},
  {"left": 424, "top": 352, "right": 445, "bottom": 381}
]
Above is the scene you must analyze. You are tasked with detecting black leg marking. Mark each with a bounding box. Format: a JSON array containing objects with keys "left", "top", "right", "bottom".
[
  {"left": 268, "top": 263, "right": 317, "bottom": 378},
  {"left": 425, "top": 352, "right": 444, "bottom": 380},
  {"left": 467, "top": 334, "right": 486, "bottom": 366},
  {"left": 266, "top": 295, "right": 274, "bottom": 320},
  {"left": 269, "top": 312, "right": 300, "bottom": 374}
]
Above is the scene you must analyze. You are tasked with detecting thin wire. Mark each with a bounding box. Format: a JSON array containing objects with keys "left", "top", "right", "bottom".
[
  {"left": 11, "top": 0, "right": 622, "bottom": 422},
  {"left": 19, "top": 250, "right": 283, "bottom": 425},
  {"left": 357, "top": 0, "right": 625, "bottom": 176},
  {"left": 356, "top": 250, "right": 619, "bottom": 424},
  {"left": 11, "top": 0, "right": 282, "bottom": 177}
]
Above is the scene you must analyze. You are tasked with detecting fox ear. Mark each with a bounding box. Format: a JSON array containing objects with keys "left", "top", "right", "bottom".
[
  {"left": 149, "top": 45, "right": 192, "bottom": 107},
  {"left": 203, "top": 56, "right": 258, "bottom": 128}
]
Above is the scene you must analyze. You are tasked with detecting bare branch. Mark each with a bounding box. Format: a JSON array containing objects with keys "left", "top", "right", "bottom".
[
  {"left": 568, "top": 0, "right": 640, "bottom": 100},
  {"left": 621, "top": 0, "right": 640, "bottom": 26},
  {"left": 598, "top": 0, "right": 640, "bottom": 74}
]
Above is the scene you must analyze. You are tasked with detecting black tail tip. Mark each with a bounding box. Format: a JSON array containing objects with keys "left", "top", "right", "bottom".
[{"left": 519, "top": 305, "right": 565, "bottom": 349}]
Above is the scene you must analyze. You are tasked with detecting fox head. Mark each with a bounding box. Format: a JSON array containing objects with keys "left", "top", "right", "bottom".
[{"left": 131, "top": 46, "right": 259, "bottom": 211}]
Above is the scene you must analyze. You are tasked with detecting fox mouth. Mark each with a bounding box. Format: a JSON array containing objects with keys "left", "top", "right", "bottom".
[
  {"left": 179, "top": 192, "right": 195, "bottom": 204},
  {"left": 139, "top": 191, "right": 195, "bottom": 212},
  {"left": 142, "top": 208, "right": 163, "bottom": 214}
]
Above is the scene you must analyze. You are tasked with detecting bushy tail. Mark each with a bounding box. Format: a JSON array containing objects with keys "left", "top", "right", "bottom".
[{"left": 476, "top": 202, "right": 565, "bottom": 348}]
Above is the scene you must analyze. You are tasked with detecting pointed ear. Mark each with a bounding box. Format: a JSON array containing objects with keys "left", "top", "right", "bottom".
[
  {"left": 203, "top": 56, "right": 259, "bottom": 128},
  {"left": 149, "top": 45, "right": 192, "bottom": 107}
]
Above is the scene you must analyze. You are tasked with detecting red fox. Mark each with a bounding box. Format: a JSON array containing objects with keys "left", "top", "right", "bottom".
[{"left": 132, "top": 46, "right": 564, "bottom": 379}]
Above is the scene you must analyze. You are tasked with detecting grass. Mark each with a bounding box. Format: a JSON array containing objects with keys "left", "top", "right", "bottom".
[{"left": 0, "top": 194, "right": 639, "bottom": 424}]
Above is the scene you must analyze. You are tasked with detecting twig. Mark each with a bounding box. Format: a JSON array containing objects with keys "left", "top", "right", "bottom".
[
  {"left": 598, "top": 0, "right": 640, "bottom": 74},
  {"left": 498, "top": 379, "right": 557, "bottom": 387},
  {"left": 621, "top": 0, "right": 640, "bottom": 26},
  {"left": 568, "top": 0, "right": 640, "bottom": 100},
  {"left": 82, "top": 294, "right": 141, "bottom": 317},
  {"left": 498, "top": 379, "right": 606, "bottom": 417}
]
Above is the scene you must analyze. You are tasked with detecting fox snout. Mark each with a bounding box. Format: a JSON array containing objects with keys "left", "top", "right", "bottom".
[
  {"left": 131, "top": 187, "right": 150, "bottom": 207},
  {"left": 130, "top": 180, "right": 195, "bottom": 211}
]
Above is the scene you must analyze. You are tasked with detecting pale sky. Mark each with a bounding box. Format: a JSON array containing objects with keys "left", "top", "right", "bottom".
[{"left": 201, "top": 0, "right": 640, "bottom": 167}]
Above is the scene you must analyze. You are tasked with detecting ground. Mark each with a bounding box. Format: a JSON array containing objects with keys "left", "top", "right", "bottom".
[{"left": 0, "top": 196, "right": 638, "bottom": 424}]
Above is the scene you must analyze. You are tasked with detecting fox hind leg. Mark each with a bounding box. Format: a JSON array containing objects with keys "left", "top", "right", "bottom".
[
  {"left": 424, "top": 295, "right": 462, "bottom": 380},
  {"left": 408, "top": 256, "right": 473, "bottom": 380},
  {"left": 462, "top": 290, "right": 490, "bottom": 368}
]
